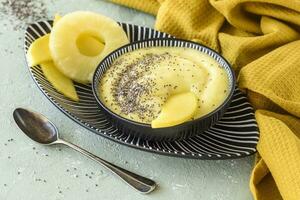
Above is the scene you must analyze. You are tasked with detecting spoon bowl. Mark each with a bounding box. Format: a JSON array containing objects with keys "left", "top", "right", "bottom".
[
  {"left": 13, "top": 108, "right": 58, "bottom": 144},
  {"left": 13, "top": 107, "right": 156, "bottom": 194}
]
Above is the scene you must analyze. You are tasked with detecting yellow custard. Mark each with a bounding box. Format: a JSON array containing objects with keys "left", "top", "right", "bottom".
[{"left": 99, "top": 47, "right": 229, "bottom": 125}]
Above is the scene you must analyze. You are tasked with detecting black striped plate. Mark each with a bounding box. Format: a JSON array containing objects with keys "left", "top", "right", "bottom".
[{"left": 24, "top": 21, "right": 259, "bottom": 159}]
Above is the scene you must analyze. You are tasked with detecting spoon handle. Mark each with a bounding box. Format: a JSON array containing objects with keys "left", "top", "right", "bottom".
[{"left": 58, "top": 139, "right": 156, "bottom": 194}]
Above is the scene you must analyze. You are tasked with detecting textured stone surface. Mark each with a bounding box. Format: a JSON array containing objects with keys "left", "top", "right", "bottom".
[{"left": 0, "top": 0, "right": 254, "bottom": 199}]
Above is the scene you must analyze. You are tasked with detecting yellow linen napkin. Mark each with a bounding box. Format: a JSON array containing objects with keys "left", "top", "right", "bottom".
[{"left": 111, "top": 0, "right": 300, "bottom": 199}]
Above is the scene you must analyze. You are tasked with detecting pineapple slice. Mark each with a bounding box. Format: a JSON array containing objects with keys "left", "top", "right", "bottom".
[
  {"left": 151, "top": 92, "right": 198, "bottom": 128},
  {"left": 54, "top": 14, "right": 105, "bottom": 57},
  {"left": 27, "top": 34, "right": 51, "bottom": 66},
  {"left": 27, "top": 14, "right": 61, "bottom": 66},
  {"left": 49, "top": 11, "right": 129, "bottom": 83},
  {"left": 40, "top": 61, "right": 79, "bottom": 101},
  {"left": 26, "top": 28, "right": 79, "bottom": 101}
]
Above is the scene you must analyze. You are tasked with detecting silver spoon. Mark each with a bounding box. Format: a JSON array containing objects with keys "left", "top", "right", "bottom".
[{"left": 13, "top": 108, "right": 156, "bottom": 194}]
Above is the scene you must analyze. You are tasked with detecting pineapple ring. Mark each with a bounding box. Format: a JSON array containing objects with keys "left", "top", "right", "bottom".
[{"left": 49, "top": 11, "right": 129, "bottom": 83}]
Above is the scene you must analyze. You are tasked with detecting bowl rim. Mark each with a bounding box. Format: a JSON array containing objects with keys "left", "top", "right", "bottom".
[{"left": 92, "top": 37, "right": 236, "bottom": 129}]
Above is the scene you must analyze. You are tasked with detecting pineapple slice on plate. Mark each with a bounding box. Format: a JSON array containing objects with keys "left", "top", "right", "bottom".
[
  {"left": 26, "top": 17, "right": 79, "bottom": 102},
  {"left": 27, "top": 34, "right": 51, "bottom": 66},
  {"left": 49, "top": 11, "right": 129, "bottom": 83},
  {"left": 40, "top": 61, "right": 79, "bottom": 101},
  {"left": 27, "top": 14, "right": 62, "bottom": 66},
  {"left": 53, "top": 13, "right": 105, "bottom": 57},
  {"left": 151, "top": 92, "right": 198, "bottom": 128}
]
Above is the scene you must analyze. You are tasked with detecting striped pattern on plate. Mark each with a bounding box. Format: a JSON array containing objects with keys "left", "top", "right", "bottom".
[{"left": 24, "top": 21, "right": 259, "bottom": 159}]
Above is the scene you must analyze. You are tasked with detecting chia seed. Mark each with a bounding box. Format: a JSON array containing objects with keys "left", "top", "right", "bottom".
[
  {"left": 105, "top": 51, "right": 171, "bottom": 121},
  {"left": 0, "top": 0, "right": 48, "bottom": 30}
]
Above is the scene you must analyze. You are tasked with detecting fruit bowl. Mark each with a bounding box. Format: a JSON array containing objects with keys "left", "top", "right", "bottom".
[{"left": 92, "top": 38, "right": 236, "bottom": 141}]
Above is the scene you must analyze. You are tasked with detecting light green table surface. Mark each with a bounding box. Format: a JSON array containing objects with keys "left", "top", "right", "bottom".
[{"left": 0, "top": 1, "right": 254, "bottom": 199}]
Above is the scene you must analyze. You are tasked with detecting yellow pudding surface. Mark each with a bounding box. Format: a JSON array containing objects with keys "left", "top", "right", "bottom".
[{"left": 99, "top": 47, "right": 230, "bottom": 125}]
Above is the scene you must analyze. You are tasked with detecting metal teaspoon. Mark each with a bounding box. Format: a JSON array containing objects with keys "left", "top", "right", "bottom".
[{"left": 13, "top": 108, "right": 156, "bottom": 194}]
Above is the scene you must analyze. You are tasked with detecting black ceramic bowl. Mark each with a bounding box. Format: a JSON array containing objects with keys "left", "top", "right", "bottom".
[{"left": 92, "top": 38, "right": 236, "bottom": 141}]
